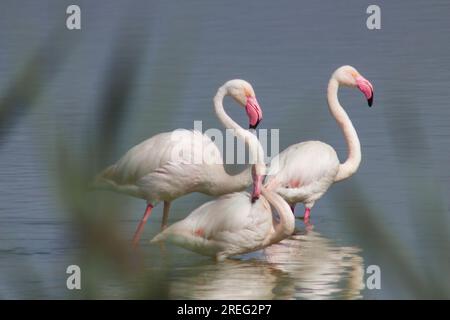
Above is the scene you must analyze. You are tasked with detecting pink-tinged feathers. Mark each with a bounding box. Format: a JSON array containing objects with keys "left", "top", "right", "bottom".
[
  {"left": 289, "top": 179, "right": 301, "bottom": 188},
  {"left": 245, "top": 96, "right": 263, "bottom": 129},
  {"left": 356, "top": 76, "right": 374, "bottom": 106},
  {"left": 194, "top": 228, "right": 205, "bottom": 237}
]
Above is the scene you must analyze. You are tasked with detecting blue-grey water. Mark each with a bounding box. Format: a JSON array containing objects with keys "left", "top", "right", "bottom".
[{"left": 1, "top": 0, "right": 450, "bottom": 299}]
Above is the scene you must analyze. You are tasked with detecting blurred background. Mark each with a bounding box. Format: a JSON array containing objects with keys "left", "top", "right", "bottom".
[{"left": 0, "top": 0, "right": 449, "bottom": 299}]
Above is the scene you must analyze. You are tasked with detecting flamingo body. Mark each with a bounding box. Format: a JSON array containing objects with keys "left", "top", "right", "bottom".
[
  {"left": 265, "top": 141, "right": 339, "bottom": 209},
  {"left": 151, "top": 189, "right": 294, "bottom": 261},
  {"left": 97, "top": 130, "right": 227, "bottom": 202}
]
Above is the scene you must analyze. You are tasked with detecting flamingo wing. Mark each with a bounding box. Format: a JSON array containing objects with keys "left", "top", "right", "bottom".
[
  {"left": 98, "top": 130, "right": 222, "bottom": 185},
  {"left": 265, "top": 141, "right": 340, "bottom": 204},
  {"left": 135, "top": 160, "right": 210, "bottom": 202}
]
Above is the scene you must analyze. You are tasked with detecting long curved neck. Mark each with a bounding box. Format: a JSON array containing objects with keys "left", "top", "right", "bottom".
[
  {"left": 328, "top": 77, "right": 361, "bottom": 182},
  {"left": 261, "top": 187, "right": 295, "bottom": 244},
  {"left": 206, "top": 165, "right": 252, "bottom": 195},
  {"left": 213, "top": 87, "right": 265, "bottom": 170},
  {"left": 214, "top": 87, "right": 242, "bottom": 134}
]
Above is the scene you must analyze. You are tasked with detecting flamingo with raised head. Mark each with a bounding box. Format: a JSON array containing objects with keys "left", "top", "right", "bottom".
[
  {"left": 265, "top": 65, "right": 374, "bottom": 223},
  {"left": 95, "top": 80, "right": 265, "bottom": 247},
  {"left": 151, "top": 186, "right": 295, "bottom": 261}
]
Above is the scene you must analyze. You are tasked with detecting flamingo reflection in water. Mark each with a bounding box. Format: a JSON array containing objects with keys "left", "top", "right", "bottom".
[
  {"left": 167, "top": 230, "right": 364, "bottom": 299},
  {"left": 263, "top": 230, "right": 365, "bottom": 299}
]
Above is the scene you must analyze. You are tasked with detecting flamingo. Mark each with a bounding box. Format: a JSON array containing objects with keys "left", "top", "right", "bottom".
[
  {"left": 265, "top": 65, "right": 374, "bottom": 223},
  {"left": 150, "top": 187, "right": 295, "bottom": 261},
  {"left": 95, "top": 79, "right": 265, "bottom": 247}
]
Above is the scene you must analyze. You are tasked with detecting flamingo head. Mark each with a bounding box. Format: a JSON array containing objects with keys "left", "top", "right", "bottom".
[
  {"left": 251, "top": 163, "right": 265, "bottom": 202},
  {"left": 225, "top": 79, "right": 263, "bottom": 129},
  {"left": 333, "top": 65, "right": 374, "bottom": 107}
]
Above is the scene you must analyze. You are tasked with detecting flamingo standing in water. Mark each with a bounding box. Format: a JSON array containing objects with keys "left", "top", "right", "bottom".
[
  {"left": 151, "top": 187, "right": 295, "bottom": 261},
  {"left": 95, "top": 80, "right": 265, "bottom": 247},
  {"left": 265, "top": 65, "right": 374, "bottom": 223}
]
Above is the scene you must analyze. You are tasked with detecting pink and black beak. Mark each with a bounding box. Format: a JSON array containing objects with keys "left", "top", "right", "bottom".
[
  {"left": 251, "top": 175, "right": 263, "bottom": 202},
  {"left": 245, "top": 96, "right": 263, "bottom": 129},
  {"left": 251, "top": 165, "right": 263, "bottom": 202},
  {"left": 356, "top": 76, "right": 374, "bottom": 107}
]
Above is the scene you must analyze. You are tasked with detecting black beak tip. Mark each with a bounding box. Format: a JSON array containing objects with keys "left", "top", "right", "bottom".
[
  {"left": 367, "top": 94, "right": 374, "bottom": 107},
  {"left": 249, "top": 119, "right": 262, "bottom": 130},
  {"left": 251, "top": 196, "right": 259, "bottom": 203}
]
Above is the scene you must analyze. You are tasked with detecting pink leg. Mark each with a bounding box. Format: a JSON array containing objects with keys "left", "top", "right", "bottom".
[
  {"left": 303, "top": 208, "right": 311, "bottom": 223},
  {"left": 132, "top": 203, "right": 153, "bottom": 248}
]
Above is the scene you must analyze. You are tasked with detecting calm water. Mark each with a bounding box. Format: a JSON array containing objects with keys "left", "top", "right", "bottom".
[{"left": 1, "top": 0, "right": 450, "bottom": 299}]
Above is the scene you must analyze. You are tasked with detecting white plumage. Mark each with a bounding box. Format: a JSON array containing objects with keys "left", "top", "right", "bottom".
[
  {"left": 151, "top": 187, "right": 295, "bottom": 261},
  {"left": 265, "top": 66, "right": 374, "bottom": 222},
  {"left": 266, "top": 141, "right": 339, "bottom": 207},
  {"left": 95, "top": 80, "right": 265, "bottom": 247}
]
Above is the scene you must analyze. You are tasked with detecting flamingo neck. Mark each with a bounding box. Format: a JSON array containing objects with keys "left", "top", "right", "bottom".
[
  {"left": 328, "top": 77, "right": 361, "bottom": 182},
  {"left": 207, "top": 165, "right": 253, "bottom": 195},
  {"left": 213, "top": 87, "right": 266, "bottom": 173},
  {"left": 261, "top": 187, "right": 295, "bottom": 244}
]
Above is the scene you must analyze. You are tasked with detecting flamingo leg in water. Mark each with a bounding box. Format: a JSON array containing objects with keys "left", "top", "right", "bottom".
[
  {"left": 132, "top": 203, "right": 154, "bottom": 248},
  {"left": 303, "top": 208, "right": 311, "bottom": 223},
  {"left": 161, "top": 201, "right": 171, "bottom": 230}
]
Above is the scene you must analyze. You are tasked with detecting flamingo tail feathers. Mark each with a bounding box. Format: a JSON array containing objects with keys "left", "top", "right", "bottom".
[{"left": 92, "top": 165, "right": 142, "bottom": 197}]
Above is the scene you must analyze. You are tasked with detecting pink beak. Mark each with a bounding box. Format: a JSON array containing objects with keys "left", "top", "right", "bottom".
[
  {"left": 251, "top": 174, "right": 263, "bottom": 202},
  {"left": 245, "top": 96, "right": 263, "bottom": 129},
  {"left": 356, "top": 76, "right": 374, "bottom": 107}
]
